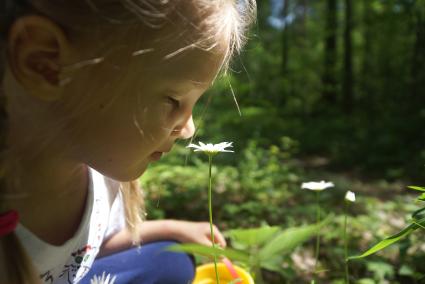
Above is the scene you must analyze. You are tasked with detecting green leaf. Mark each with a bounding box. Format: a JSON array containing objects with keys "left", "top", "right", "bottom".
[
  {"left": 348, "top": 223, "right": 417, "bottom": 260},
  {"left": 366, "top": 261, "right": 394, "bottom": 280},
  {"left": 166, "top": 243, "right": 250, "bottom": 262},
  {"left": 225, "top": 226, "right": 280, "bottom": 247},
  {"left": 398, "top": 264, "right": 415, "bottom": 276},
  {"left": 357, "top": 279, "right": 376, "bottom": 284},
  {"left": 407, "top": 186, "right": 425, "bottom": 192},
  {"left": 260, "top": 256, "right": 284, "bottom": 273},
  {"left": 418, "top": 193, "right": 425, "bottom": 201},
  {"left": 411, "top": 216, "right": 425, "bottom": 229},
  {"left": 258, "top": 218, "right": 330, "bottom": 261},
  {"left": 412, "top": 207, "right": 425, "bottom": 219}
]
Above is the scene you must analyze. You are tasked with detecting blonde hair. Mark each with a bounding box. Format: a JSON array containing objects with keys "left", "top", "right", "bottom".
[{"left": 0, "top": 0, "right": 256, "bottom": 283}]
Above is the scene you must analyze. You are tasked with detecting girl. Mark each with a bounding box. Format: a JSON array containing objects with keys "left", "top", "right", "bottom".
[{"left": 0, "top": 0, "right": 256, "bottom": 283}]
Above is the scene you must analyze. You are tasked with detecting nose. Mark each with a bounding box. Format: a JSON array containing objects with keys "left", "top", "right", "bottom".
[{"left": 177, "top": 115, "right": 195, "bottom": 139}]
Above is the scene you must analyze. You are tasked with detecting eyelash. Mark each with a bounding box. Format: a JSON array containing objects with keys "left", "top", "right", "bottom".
[{"left": 167, "top": 96, "right": 180, "bottom": 109}]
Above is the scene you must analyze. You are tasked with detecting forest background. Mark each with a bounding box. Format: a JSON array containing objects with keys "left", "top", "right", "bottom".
[{"left": 141, "top": 0, "right": 425, "bottom": 283}]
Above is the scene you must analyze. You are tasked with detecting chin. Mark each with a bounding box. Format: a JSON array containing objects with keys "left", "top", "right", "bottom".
[
  {"left": 120, "top": 166, "right": 149, "bottom": 182},
  {"left": 97, "top": 163, "right": 149, "bottom": 182}
]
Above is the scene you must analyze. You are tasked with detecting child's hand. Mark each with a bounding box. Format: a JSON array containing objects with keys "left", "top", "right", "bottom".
[{"left": 167, "top": 220, "right": 227, "bottom": 248}]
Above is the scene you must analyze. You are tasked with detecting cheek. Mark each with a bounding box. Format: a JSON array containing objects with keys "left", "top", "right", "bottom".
[{"left": 133, "top": 103, "right": 172, "bottom": 140}]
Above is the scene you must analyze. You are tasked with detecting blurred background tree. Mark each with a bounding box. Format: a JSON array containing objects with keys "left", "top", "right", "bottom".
[
  {"left": 196, "top": 0, "right": 425, "bottom": 181},
  {"left": 142, "top": 0, "right": 425, "bottom": 282}
]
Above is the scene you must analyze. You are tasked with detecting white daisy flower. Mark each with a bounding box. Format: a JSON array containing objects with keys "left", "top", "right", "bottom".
[
  {"left": 345, "top": 190, "right": 356, "bottom": 202},
  {"left": 301, "top": 181, "right": 334, "bottom": 191},
  {"left": 90, "top": 272, "right": 117, "bottom": 284},
  {"left": 187, "top": 141, "right": 234, "bottom": 155}
]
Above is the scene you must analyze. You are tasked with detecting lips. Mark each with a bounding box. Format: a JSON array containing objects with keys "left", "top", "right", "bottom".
[
  {"left": 149, "top": 152, "right": 163, "bottom": 161},
  {"left": 149, "top": 146, "right": 172, "bottom": 161}
]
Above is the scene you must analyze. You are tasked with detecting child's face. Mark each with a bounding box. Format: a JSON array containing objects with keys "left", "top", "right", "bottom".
[{"left": 64, "top": 41, "right": 225, "bottom": 181}]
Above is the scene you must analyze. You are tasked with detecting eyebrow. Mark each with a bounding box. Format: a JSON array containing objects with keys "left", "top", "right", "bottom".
[
  {"left": 188, "top": 79, "right": 209, "bottom": 87},
  {"left": 165, "top": 80, "right": 209, "bottom": 95}
]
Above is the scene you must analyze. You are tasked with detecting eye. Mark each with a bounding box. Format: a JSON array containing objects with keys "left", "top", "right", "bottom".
[{"left": 166, "top": 96, "right": 180, "bottom": 109}]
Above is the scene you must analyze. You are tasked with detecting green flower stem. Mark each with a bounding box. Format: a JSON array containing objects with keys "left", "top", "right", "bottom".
[
  {"left": 314, "top": 191, "right": 321, "bottom": 271},
  {"left": 208, "top": 155, "right": 220, "bottom": 284},
  {"left": 312, "top": 191, "right": 321, "bottom": 284},
  {"left": 255, "top": 266, "right": 265, "bottom": 284},
  {"left": 343, "top": 200, "right": 349, "bottom": 284}
]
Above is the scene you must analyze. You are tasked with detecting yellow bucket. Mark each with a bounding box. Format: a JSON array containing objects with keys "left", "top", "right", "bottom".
[{"left": 193, "top": 262, "right": 255, "bottom": 284}]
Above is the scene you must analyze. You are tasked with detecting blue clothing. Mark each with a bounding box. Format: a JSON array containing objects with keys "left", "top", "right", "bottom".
[{"left": 79, "top": 241, "right": 195, "bottom": 284}]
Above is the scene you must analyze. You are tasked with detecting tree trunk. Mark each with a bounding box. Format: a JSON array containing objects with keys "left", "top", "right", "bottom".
[
  {"left": 322, "top": 0, "right": 338, "bottom": 104},
  {"left": 281, "top": 0, "right": 290, "bottom": 74},
  {"left": 299, "top": 0, "right": 308, "bottom": 37},
  {"left": 343, "top": 0, "right": 354, "bottom": 112},
  {"left": 410, "top": 2, "right": 425, "bottom": 101},
  {"left": 361, "top": 0, "right": 373, "bottom": 101}
]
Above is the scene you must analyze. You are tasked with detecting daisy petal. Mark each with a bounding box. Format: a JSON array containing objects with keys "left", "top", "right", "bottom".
[
  {"left": 186, "top": 141, "right": 234, "bottom": 156},
  {"left": 301, "top": 181, "right": 334, "bottom": 191}
]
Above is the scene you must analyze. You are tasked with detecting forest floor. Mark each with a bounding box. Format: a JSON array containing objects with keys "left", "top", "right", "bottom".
[{"left": 299, "top": 155, "right": 410, "bottom": 199}]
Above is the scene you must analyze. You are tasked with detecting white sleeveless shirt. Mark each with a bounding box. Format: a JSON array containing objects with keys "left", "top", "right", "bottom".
[{"left": 16, "top": 168, "right": 126, "bottom": 284}]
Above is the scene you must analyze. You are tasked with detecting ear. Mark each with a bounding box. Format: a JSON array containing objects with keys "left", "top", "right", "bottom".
[{"left": 7, "top": 15, "right": 71, "bottom": 101}]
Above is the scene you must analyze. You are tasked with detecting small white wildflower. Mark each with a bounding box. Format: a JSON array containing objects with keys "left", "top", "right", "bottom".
[
  {"left": 345, "top": 191, "right": 356, "bottom": 202},
  {"left": 90, "top": 272, "right": 117, "bottom": 284},
  {"left": 301, "top": 181, "right": 334, "bottom": 191},
  {"left": 187, "top": 141, "right": 234, "bottom": 155}
]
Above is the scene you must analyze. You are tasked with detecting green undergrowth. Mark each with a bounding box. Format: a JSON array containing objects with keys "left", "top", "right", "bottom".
[{"left": 140, "top": 140, "right": 425, "bottom": 283}]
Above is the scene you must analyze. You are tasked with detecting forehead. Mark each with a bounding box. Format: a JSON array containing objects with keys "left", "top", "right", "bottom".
[
  {"left": 73, "top": 23, "right": 228, "bottom": 93},
  {"left": 127, "top": 22, "right": 228, "bottom": 83},
  {"left": 114, "top": 44, "right": 225, "bottom": 91},
  {"left": 161, "top": 48, "right": 224, "bottom": 84}
]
